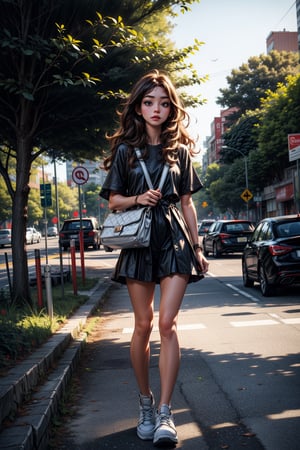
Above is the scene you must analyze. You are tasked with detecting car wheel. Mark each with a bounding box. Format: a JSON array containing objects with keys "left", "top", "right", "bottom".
[
  {"left": 213, "top": 242, "right": 220, "bottom": 258},
  {"left": 203, "top": 243, "right": 209, "bottom": 257},
  {"left": 259, "top": 265, "right": 275, "bottom": 297},
  {"left": 242, "top": 260, "right": 254, "bottom": 287}
]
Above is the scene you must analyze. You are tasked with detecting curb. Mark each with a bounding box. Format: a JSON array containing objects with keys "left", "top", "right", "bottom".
[{"left": 0, "top": 270, "right": 114, "bottom": 450}]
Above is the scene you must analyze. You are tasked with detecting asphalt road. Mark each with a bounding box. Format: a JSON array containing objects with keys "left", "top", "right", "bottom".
[{"left": 47, "top": 250, "right": 300, "bottom": 450}]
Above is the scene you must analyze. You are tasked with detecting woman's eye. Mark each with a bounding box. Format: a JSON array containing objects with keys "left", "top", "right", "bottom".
[
  {"left": 144, "top": 100, "right": 152, "bottom": 106},
  {"left": 162, "top": 102, "right": 170, "bottom": 108}
]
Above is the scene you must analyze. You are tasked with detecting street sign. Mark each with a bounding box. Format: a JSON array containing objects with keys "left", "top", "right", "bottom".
[
  {"left": 241, "top": 189, "right": 253, "bottom": 203},
  {"left": 40, "top": 183, "right": 52, "bottom": 207},
  {"left": 72, "top": 166, "right": 89, "bottom": 185},
  {"left": 288, "top": 133, "right": 300, "bottom": 162}
]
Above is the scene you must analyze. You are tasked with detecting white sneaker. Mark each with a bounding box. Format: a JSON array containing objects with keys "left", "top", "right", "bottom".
[
  {"left": 137, "top": 393, "right": 155, "bottom": 440},
  {"left": 153, "top": 404, "right": 178, "bottom": 447}
]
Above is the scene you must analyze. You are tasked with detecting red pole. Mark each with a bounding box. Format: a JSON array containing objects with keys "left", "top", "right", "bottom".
[
  {"left": 70, "top": 239, "right": 77, "bottom": 295},
  {"left": 35, "top": 249, "right": 43, "bottom": 309},
  {"left": 79, "top": 229, "right": 85, "bottom": 285}
]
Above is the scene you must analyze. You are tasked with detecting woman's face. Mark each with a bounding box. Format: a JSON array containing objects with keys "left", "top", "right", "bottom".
[{"left": 137, "top": 86, "right": 171, "bottom": 130}]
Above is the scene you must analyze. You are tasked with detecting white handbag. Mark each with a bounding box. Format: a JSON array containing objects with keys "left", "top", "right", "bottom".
[{"left": 100, "top": 149, "right": 169, "bottom": 250}]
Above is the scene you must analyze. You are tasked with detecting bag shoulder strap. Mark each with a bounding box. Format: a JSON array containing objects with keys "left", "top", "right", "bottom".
[{"left": 135, "top": 148, "right": 169, "bottom": 192}]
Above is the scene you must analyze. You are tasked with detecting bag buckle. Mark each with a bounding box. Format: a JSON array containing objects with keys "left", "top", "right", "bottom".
[{"left": 114, "top": 225, "right": 123, "bottom": 232}]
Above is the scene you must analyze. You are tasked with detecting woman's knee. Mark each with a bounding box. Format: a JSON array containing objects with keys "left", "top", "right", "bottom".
[
  {"left": 134, "top": 317, "right": 153, "bottom": 337},
  {"left": 158, "top": 316, "right": 177, "bottom": 338}
]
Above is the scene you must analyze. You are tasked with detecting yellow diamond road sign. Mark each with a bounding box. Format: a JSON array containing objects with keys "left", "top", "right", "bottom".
[{"left": 241, "top": 189, "right": 253, "bottom": 202}]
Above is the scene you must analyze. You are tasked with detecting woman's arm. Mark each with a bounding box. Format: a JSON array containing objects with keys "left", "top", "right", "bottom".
[
  {"left": 109, "top": 189, "right": 162, "bottom": 211},
  {"left": 181, "top": 193, "right": 209, "bottom": 273}
]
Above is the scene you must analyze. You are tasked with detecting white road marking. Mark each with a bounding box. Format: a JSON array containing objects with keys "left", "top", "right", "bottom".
[
  {"left": 231, "top": 319, "right": 279, "bottom": 327},
  {"left": 281, "top": 318, "right": 300, "bottom": 325},
  {"left": 123, "top": 317, "right": 300, "bottom": 333},
  {"left": 122, "top": 323, "right": 206, "bottom": 334},
  {"left": 226, "top": 283, "right": 260, "bottom": 303}
]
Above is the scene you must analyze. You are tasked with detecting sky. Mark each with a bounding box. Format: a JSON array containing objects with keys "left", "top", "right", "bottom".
[{"left": 170, "top": 0, "right": 298, "bottom": 148}]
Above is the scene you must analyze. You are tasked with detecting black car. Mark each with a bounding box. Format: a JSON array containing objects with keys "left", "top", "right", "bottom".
[
  {"left": 198, "top": 219, "right": 215, "bottom": 236},
  {"left": 59, "top": 217, "right": 101, "bottom": 250},
  {"left": 242, "top": 214, "right": 300, "bottom": 296},
  {"left": 203, "top": 219, "right": 254, "bottom": 258}
]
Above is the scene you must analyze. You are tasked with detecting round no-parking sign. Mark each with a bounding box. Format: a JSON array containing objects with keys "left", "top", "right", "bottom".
[{"left": 72, "top": 166, "right": 89, "bottom": 185}]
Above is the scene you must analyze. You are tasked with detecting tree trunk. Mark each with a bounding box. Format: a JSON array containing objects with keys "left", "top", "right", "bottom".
[{"left": 11, "top": 137, "right": 32, "bottom": 306}]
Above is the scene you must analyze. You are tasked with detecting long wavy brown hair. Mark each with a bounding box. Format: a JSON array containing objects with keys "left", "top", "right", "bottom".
[{"left": 103, "top": 70, "right": 196, "bottom": 170}]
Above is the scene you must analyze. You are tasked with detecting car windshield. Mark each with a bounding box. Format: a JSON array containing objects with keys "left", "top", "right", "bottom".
[
  {"left": 276, "top": 221, "right": 300, "bottom": 237},
  {"left": 64, "top": 220, "right": 92, "bottom": 231},
  {"left": 0, "top": 230, "right": 9, "bottom": 235},
  {"left": 224, "top": 222, "right": 253, "bottom": 233}
]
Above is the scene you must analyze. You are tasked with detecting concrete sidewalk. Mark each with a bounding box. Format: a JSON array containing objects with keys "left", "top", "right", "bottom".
[{"left": 0, "top": 267, "right": 113, "bottom": 450}]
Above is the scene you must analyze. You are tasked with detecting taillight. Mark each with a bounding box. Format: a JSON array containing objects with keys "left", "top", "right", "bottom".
[
  {"left": 88, "top": 231, "right": 94, "bottom": 237},
  {"left": 268, "top": 244, "right": 293, "bottom": 256},
  {"left": 219, "top": 233, "right": 231, "bottom": 241}
]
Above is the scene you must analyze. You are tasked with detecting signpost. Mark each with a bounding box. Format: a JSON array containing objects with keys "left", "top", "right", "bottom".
[
  {"left": 288, "top": 133, "right": 300, "bottom": 212},
  {"left": 72, "top": 166, "right": 89, "bottom": 285}
]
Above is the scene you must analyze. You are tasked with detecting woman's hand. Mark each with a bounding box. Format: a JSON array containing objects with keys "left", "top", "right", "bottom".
[
  {"left": 137, "top": 189, "right": 162, "bottom": 206},
  {"left": 194, "top": 248, "right": 209, "bottom": 274}
]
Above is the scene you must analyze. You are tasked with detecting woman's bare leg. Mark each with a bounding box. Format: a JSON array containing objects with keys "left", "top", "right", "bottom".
[
  {"left": 127, "top": 279, "right": 156, "bottom": 396},
  {"left": 158, "top": 274, "right": 189, "bottom": 407}
]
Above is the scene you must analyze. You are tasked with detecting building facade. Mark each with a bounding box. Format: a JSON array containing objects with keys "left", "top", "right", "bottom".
[{"left": 266, "top": 30, "right": 298, "bottom": 53}]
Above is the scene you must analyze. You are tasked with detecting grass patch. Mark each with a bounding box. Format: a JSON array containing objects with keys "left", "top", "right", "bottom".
[{"left": 0, "top": 276, "right": 98, "bottom": 374}]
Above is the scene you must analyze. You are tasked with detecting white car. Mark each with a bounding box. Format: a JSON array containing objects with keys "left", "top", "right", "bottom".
[{"left": 26, "top": 227, "right": 41, "bottom": 244}]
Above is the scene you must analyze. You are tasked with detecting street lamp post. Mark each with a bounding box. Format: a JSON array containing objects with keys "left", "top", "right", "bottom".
[{"left": 222, "top": 145, "right": 249, "bottom": 219}]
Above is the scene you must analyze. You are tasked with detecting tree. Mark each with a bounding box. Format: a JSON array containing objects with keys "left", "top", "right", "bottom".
[
  {"left": 257, "top": 74, "right": 300, "bottom": 183},
  {"left": 209, "top": 160, "right": 247, "bottom": 218},
  {"left": 0, "top": 0, "right": 204, "bottom": 304},
  {"left": 220, "top": 114, "right": 259, "bottom": 163},
  {"left": 217, "top": 51, "right": 299, "bottom": 122},
  {"left": 211, "top": 53, "right": 300, "bottom": 217}
]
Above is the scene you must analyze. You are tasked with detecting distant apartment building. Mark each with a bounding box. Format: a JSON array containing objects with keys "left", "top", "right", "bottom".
[
  {"left": 204, "top": 108, "right": 239, "bottom": 165},
  {"left": 266, "top": 30, "right": 298, "bottom": 53}
]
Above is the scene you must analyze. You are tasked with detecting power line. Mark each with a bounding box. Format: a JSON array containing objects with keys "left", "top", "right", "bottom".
[{"left": 273, "top": 1, "right": 296, "bottom": 29}]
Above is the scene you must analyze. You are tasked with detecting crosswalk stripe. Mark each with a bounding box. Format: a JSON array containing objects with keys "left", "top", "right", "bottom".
[
  {"left": 122, "top": 323, "right": 206, "bottom": 334},
  {"left": 122, "top": 318, "right": 300, "bottom": 333},
  {"left": 230, "top": 319, "right": 278, "bottom": 327},
  {"left": 281, "top": 318, "right": 300, "bottom": 325}
]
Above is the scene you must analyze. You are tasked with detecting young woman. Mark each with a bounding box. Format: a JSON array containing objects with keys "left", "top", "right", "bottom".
[{"left": 100, "top": 70, "right": 209, "bottom": 447}]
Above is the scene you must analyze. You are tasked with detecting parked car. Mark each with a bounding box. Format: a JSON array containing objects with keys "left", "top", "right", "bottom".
[
  {"left": 26, "top": 227, "right": 41, "bottom": 244},
  {"left": 59, "top": 217, "right": 101, "bottom": 250},
  {"left": 47, "top": 226, "right": 58, "bottom": 237},
  {"left": 242, "top": 214, "right": 300, "bottom": 296},
  {"left": 198, "top": 219, "right": 215, "bottom": 236},
  {"left": 0, "top": 229, "right": 12, "bottom": 247},
  {"left": 203, "top": 219, "right": 254, "bottom": 258}
]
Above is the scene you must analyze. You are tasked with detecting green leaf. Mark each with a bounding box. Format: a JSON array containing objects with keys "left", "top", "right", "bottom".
[{"left": 22, "top": 92, "right": 34, "bottom": 101}]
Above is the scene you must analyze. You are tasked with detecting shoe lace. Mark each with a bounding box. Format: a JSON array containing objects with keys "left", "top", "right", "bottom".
[
  {"left": 158, "top": 412, "right": 174, "bottom": 429},
  {"left": 140, "top": 404, "right": 154, "bottom": 424}
]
